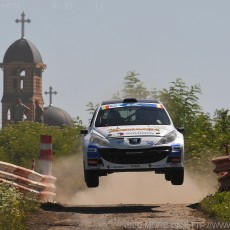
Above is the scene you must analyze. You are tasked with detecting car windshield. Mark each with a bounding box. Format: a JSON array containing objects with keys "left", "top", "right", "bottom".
[{"left": 95, "top": 104, "right": 171, "bottom": 127}]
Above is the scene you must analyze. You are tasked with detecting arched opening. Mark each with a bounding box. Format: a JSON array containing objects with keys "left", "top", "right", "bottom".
[
  {"left": 7, "top": 108, "right": 11, "bottom": 120},
  {"left": 20, "top": 70, "right": 26, "bottom": 90},
  {"left": 20, "top": 70, "right": 26, "bottom": 77},
  {"left": 20, "top": 79, "right": 24, "bottom": 90}
]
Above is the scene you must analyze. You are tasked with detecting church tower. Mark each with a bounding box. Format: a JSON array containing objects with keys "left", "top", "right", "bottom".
[{"left": 0, "top": 12, "right": 46, "bottom": 127}]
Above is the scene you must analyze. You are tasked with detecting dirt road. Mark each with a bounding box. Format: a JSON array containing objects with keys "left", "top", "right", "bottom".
[
  {"left": 27, "top": 203, "right": 214, "bottom": 230},
  {"left": 26, "top": 155, "right": 218, "bottom": 229}
]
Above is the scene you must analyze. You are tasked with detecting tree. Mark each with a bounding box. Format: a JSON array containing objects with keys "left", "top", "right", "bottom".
[
  {"left": 113, "top": 71, "right": 150, "bottom": 99},
  {"left": 185, "top": 112, "right": 215, "bottom": 156},
  {"left": 154, "top": 78, "right": 202, "bottom": 132},
  {"left": 0, "top": 122, "right": 83, "bottom": 167},
  {"left": 213, "top": 109, "right": 230, "bottom": 154},
  {"left": 86, "top": 102, "right": 98, "bottom": 117}
]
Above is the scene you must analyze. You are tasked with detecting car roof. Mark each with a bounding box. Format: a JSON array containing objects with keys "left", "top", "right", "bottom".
[{"left": 101, "top": 98, "right": 160, "bottom": 105}]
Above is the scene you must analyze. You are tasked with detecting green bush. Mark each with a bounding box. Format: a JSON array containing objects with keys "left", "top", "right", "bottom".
[
  {"left": 0, "top": 184, "right": 40, "bottom": 230},
  {"left": 200, "top": 191, "right": 230, "bottom": 222},
  {"left": 0, "top": 122, "right": 84, "bottom": 229},
  {"left": 0, "top": 122, "right": 83, "bottom": 168}
]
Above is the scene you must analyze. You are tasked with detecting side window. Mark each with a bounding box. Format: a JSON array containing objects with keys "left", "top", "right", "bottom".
[
  {"left": 95, "top": 110, "right": 109, "bottom": 127},
  {"left": 89, "top": 109, "right": 98, "bottom": 127},
  {"left": 159, "top": 109, "right": 171, "bottom": 125}
]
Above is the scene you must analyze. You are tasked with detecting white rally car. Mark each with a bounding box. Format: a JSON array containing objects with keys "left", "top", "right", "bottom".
[{"left": 81, "top": 98, "right": 184, "bottom": 187}]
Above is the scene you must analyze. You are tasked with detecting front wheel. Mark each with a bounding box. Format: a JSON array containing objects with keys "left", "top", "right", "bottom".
[
  {"left": 170, "top": 168, "right": 184, "bottom": 185},
  {"left": 84, "top": 169, "right": 99, "bottom": 188},
  {"left": 165, "top": 173, "right": 171, "bottom": 181}
]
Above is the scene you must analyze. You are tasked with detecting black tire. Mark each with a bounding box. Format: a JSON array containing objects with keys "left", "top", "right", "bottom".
[
  {"left": 170, "top": 168, "right": 184, "bottom": 185},
  {"left": 84, "top": 170, "right": 99, "bottom": 188},
  {"left": 165, "top": 173, "right": 171, "bottom": 181}
]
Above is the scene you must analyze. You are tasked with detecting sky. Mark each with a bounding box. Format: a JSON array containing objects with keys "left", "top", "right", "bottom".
[{"left": 0, "top": 0, "right": 229, "bottom": 125}]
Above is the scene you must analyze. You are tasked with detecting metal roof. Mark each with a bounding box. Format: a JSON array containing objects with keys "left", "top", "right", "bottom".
[
  {"left": 43, "top": 106, "right": 74, "bottom": 127},
  {"left": 3, "top": 38, "right": 43, "bottom": 63}
]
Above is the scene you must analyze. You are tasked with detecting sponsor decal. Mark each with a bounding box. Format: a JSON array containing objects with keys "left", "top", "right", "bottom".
[
  {"left": 101, "top": 105, "right": 110, "bottom": 110},
  {"left": 117, "top": 140, "right": 125, "bottom": 144},
  {"left": 109, "top": 127, "right": 160, "bottom": 133},
  {"left": 100, "top": 103, "right": 164, "bottom": 110},
  {"left": 109, "top": 166, "right": 125, "bottom": 169},
  {"left": 125, "top": 131, "right": 157, "bottom": 135},
  {"left": 131, "top": 164, "right": 141, "bottom": 168},
  {"left": 156, "top": 104, "right": 164, "bottom": 109},
  {"left": 146, "top": 141, "right": 154, "bottom": 145},
  {"left": 108, "top": 132, "right": 125, "bottom": 137}
]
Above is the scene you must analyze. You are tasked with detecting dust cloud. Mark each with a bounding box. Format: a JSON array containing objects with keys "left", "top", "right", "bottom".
[{"left": 53, "top": 153, "right": 217, "bottom": 205}]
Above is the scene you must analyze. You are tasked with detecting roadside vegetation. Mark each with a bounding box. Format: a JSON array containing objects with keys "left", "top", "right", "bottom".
[
  {"left": 200, "top": 191, "right": 230, "bottom": 222},
  {"left": 0, "top": 71, "right": 229, "bottom": 228},
  {"left": 0, "top": 184, "right": 40, "bottom": 230},
  {"left": 0, "top": 121, "right": 83, "bottom": 167},
  {"left": 0, "top": 122, "right": 83, "bottom": 229}
]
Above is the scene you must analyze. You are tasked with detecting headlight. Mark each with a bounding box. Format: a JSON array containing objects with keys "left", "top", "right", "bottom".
[
  {"left": 156, "top": 130, "right": 177, "bottom": 145},
  {"left": 90, "top": 133, "right": 111, "bottom": 147}
]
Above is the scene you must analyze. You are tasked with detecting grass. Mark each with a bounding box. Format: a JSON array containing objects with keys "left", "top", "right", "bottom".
[
  {"left": 200, "top": 191, "right": 230, "bottom": 222},
  {"left": 0, "top": 183, "right": 40, "bottom": 230}
]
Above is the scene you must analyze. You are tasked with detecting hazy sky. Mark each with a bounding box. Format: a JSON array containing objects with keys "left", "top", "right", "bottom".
[{"left": 0, "top": 0, "right": 229, "bottom": 125}]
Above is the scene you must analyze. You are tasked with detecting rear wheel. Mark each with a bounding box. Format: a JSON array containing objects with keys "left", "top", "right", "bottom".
[
  {"left": 170, "top": 168, "right": 184, "bottom": 185},
  {"left": 84, "top": 169, "right": 99, "bottom": 188}
]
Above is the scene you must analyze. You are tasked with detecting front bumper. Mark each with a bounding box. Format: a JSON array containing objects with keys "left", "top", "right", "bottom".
[{"left": 85, "top": 145, "right": 184, "bottom": 173}]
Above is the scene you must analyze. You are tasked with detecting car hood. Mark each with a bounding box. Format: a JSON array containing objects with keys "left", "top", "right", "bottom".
[
  {"left": 92, "top": 125, "right": 176, "bottom": 148},
  {"left": 94, "top": 125, "right": 174, "bottom": 138}
]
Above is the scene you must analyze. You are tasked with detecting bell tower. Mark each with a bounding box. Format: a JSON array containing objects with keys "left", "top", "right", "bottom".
[{"left": 0, "top": 12, "right": 46, "bottom": 127}]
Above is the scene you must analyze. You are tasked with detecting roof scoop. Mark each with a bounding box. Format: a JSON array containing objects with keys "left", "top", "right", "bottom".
[{"left": 123, "top": 98, "right": 138, "bottom": 103}]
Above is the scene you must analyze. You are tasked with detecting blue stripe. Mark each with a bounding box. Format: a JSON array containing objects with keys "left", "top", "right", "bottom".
[
  {"left": 168, "top": 151, "right": 182, "bottom": 157},
  {"left": 87, "top": 145, "right": 100, "bottom": 158}
]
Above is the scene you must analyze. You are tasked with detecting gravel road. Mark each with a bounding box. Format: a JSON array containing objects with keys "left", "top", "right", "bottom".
[{"left": 27, "top": 202, "right": 215, "bottom": 230}]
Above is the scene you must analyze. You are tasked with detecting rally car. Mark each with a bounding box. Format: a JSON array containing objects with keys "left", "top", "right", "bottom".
[{"left": 80, "top": 98, "right": 184, "bottom": 187}]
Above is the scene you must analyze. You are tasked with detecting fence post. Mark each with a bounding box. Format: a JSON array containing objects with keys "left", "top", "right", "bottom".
[
  {"left": 31, "top": 159, "right": 35, "bottom": 170},
  {"left": 39, "top": 135, "right": 52, "bottom": 175},
  {"left": 226, "top": 144, "right": 229, "bottom": 156}
]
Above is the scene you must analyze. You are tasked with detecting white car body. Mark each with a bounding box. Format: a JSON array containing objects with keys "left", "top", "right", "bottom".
[{"left": 81, "top": 98, "right": 184, "bottom": 187}]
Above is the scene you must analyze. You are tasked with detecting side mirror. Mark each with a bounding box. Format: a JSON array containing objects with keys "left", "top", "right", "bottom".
[
  {"left": 176, "top": 127, "right": 185, "bottom": 134},
  {"left": 80, "top": 130, "right": 88, "bottom": 135}
]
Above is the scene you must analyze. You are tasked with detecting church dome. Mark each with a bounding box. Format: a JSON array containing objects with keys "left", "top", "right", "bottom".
[
  {"left": 3, "top": 38, "right": 43, "bottom": 63},
  {"left": 43, "top": 106, "right": 74, "bottom": 127}
]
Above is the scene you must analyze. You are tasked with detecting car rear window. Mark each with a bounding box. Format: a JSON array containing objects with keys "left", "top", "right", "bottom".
[{"left": 95, "top": 103, "right": 171, "bottom": 127}]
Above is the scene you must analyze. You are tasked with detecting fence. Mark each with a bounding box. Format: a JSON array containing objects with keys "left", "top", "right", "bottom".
[
  {"left": 0, "top": 135, "right": 56, "bottom": 202},
  {"left": 0, "top": 160, "right": 56, "bottom": 201},
  {"left": 212, "top": 147, "right": 230, "bottom": 191}
]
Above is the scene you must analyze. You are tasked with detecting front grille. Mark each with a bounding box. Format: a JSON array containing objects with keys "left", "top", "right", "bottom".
[{"left": 99, "top": 146, "right": 170, "bottom": 164}]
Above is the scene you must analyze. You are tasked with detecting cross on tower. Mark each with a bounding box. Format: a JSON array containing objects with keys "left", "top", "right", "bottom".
[
  {"left": 45, "top": 86, "right": 57, "bottom": 106},
  {"left": 15, "top": 11, "right": 31, "bottom": 38}
]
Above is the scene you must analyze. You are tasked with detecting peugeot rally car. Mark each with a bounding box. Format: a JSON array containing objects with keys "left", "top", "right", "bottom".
[{"left": 81, "top": 98, "right": 184, "bottom": 187}]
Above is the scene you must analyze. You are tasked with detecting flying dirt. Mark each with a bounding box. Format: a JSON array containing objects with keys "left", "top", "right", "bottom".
[{"left": 53, "top": 154, "right": 216, "bottom": 205}]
